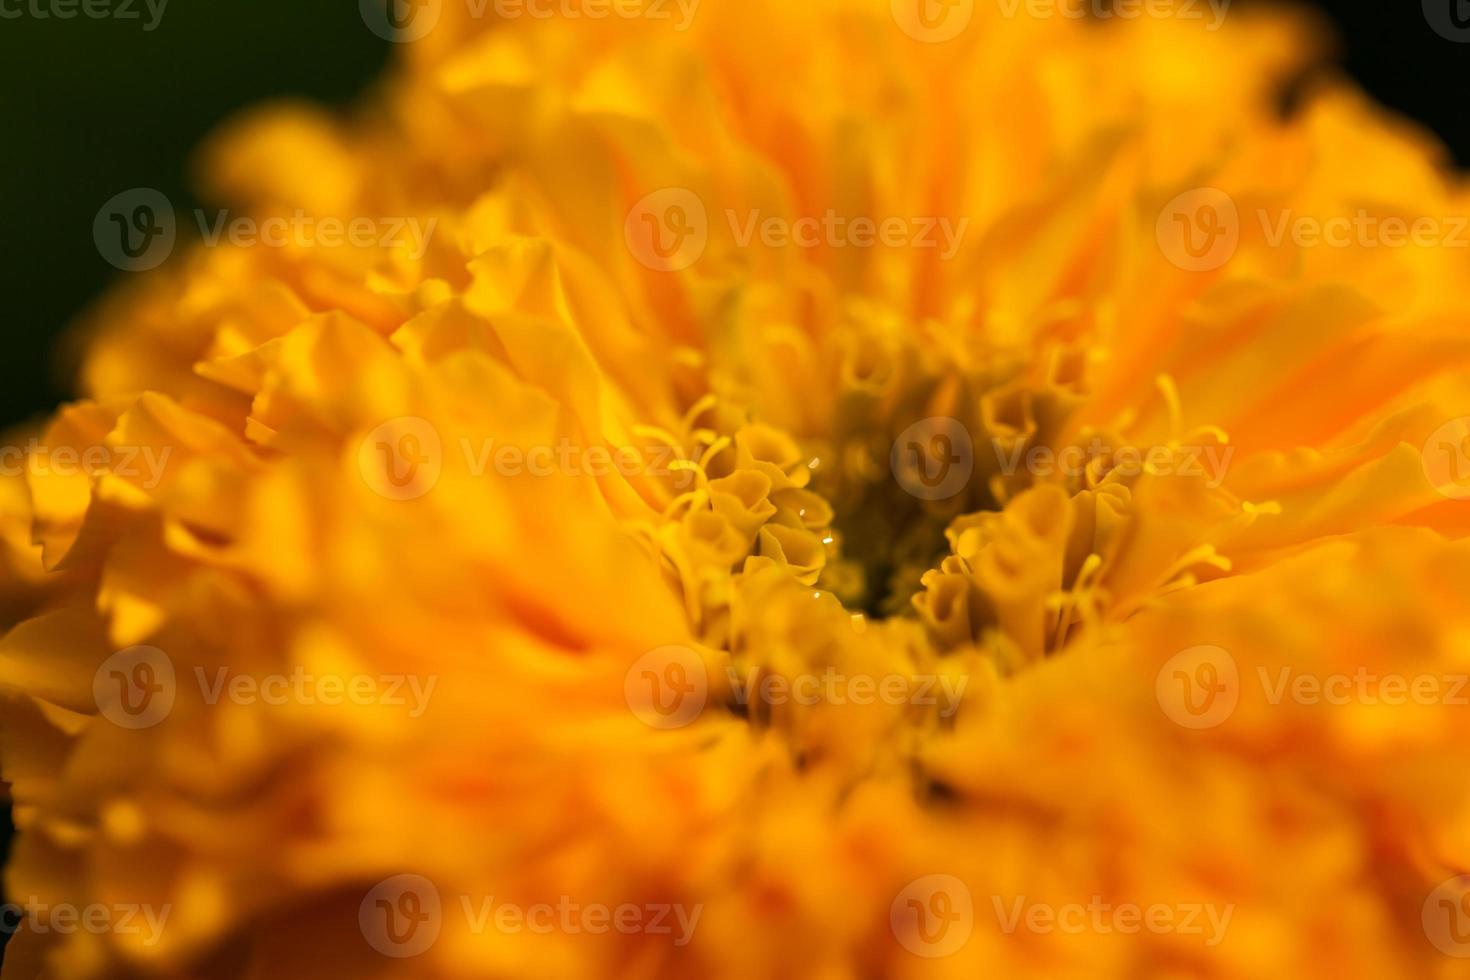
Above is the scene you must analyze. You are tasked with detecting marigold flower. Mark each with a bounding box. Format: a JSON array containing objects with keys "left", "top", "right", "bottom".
[{"left": 3, "top": 2, "right": 1470, "bottom": 978}]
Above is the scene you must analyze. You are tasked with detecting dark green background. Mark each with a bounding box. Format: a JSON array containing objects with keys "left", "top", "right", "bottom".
[
  {"left": 0, "top": 0, "right": 390, "bottom": 430},
  {"left": 0, "top": 0, "right": 1466, "bottom": 958},
  {"left": 2, "top": 1, "right": 1467, "bottom": 433}
]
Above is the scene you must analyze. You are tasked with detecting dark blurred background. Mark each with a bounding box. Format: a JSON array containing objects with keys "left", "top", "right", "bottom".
[
  {"left": 0, "top": 0, "right": 1465, "bottom": 956},
  {"left": 1, "top": 0, "right": 1467, "bottom": 431}
]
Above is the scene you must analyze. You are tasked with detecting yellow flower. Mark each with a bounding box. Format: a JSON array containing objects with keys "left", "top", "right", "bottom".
[{"left": 3, "top": 2, "right": 1470, "bottom": 978}]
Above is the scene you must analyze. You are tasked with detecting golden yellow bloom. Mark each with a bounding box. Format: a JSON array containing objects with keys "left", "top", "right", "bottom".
[{"left": 3, "top": 2, "right": 1470, "bottom": 978}]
